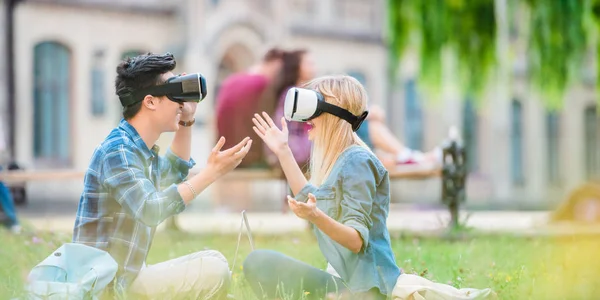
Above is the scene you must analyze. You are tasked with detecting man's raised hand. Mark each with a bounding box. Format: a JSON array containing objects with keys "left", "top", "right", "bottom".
[{"left": 206, "top": 136, "right": 252, "bottom": 178}]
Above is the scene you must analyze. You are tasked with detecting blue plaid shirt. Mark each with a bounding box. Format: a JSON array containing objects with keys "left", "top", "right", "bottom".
[{"left": 72, "top": 119, "right": 195, "bottom": 291}]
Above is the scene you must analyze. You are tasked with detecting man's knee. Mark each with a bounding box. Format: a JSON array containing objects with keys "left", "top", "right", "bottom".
[
  {"left": 168, "top": 250, "right": 231, "bottom": 299},
  {"left": 197, "top": 252, "right": 231, "bottom": 284},
  {"left": 130, "top": 251, "right": 232, "bottom": 299},
  {"left": 192, "top": 254, "right": 231, "bottom": 299},
  {"left": 196, "top": 249, "right": 228, "bottom": 264},
  {"left": 209, "top": 255, "right": 231, "bottom": 282}
]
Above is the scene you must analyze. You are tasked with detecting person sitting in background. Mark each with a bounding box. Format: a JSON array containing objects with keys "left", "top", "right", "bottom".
[
  {"left": 355, "top": 104, "right": 442, "bottom": 172},
  {"left": 215, "top": 47, "right": 284, "bottom": 168},
  {"left": 263, "top": 49, "right": 317, "bottom": 173}
]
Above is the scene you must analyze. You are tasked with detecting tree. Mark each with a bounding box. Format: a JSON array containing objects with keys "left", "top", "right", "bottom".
[
  {"left": 386, "top": 0, "right": 598, "bottom": 230},
  {"left": 386, "top": 0, "right": 594, "bottom": 110},
  {"left": 525, "top": 0, "right": 590, "bottom": 110},
  {"left": 386, "top": 0, "right": 497, "bottom": 104}
]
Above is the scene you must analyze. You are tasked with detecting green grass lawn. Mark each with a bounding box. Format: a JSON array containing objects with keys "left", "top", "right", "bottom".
[{"left": 2, "top": 227, "right": 600, "bottom": 299}]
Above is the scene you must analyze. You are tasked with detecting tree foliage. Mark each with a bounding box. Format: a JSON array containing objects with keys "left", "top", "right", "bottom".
[
  {"left": 386, "top": 0, "right": 597, "bottom": 109},
  {"left": 386, "top": 0, "right": 497, "bottom": 102},
  {"left": 525, "top": 0, "right": 590, "bottom": 110}
]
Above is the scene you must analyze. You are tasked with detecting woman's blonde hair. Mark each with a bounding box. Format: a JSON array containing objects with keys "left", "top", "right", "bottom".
[{"left": 302, "top": 75, "right": 371, "bottom": 186}]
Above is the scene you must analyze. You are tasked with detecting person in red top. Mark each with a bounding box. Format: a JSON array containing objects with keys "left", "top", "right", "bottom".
[
  {"left": 215, "top": 48, "right": 284, "bottom": 168},
  {"left": 263, "top": 49, "right": 316, "bottom": 172}
]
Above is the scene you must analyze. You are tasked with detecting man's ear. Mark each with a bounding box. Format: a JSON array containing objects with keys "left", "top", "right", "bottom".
[{"left": 142, "top": 95, "right": 158, "bottom": 111}]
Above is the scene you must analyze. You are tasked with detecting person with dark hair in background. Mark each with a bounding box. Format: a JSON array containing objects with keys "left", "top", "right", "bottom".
[
  {"left": 263, "top": 49, "right": 316, "bottom": 172},
  {"left": 72, "top": 52, "right": 252, "bottom": 299},
  {"left": 257, "top": 49, "right": 316, "bottom": 213},
  {"left": 215, "top": 47, "right": 284, "bottom": 168}
]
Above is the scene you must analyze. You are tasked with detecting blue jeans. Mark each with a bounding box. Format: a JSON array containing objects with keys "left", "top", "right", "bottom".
[
  {"left": 243, "top": 250, "right": 387, "bottom": 300},
  {"left": 0, "top": 181, "right": 18, "bottom": 227}
]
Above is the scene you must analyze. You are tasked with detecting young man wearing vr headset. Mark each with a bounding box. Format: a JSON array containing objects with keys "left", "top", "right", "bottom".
[{"left": 72, "top": 52, "right": 252, "bottom": 299}]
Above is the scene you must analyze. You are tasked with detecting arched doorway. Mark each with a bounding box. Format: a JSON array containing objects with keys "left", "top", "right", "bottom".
[
  {"left": 214, "top": 43, "right": 255, "bottom": 103},
  {"left": 33, "top": 41, "right": 72, "bottom": 168},
  {"left": 212, "top": 43, "right": 263, "bottom": 212}
]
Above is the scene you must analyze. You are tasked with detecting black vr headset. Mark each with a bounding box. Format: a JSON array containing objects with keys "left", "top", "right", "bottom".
[
  {"left": 283, "top": 87, "right": 368, "bottom": 131},
  {"left": 119, "top": 73, "right": 208, "bottom": 107}
]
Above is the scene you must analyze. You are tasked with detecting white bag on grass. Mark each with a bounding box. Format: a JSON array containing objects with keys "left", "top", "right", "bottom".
[
  {"left": 392, "top": 273, "right": 497, "bottom": 300},
  {"left": 24, "top": 243, "right": 118, "bottom": 300}
]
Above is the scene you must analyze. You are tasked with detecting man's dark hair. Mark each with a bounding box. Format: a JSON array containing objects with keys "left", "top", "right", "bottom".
[{"left": 115, "top": 52, "right": 177, "bottom": 119}]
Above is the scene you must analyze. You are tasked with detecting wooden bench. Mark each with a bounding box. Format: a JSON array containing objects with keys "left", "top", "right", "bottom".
[
  {"left": 0, "top": 163, "right": 441, "bottom": 182},
  {"left": 191, "top": 168, "right": 283, "bottom": 181},
  {"left": 0, "top": 170, "right": 85, "bottom": 206},
  {"left": 205, "top": 165, "right": 442, "bottom": 211},
  {"left": 0, "top": 170, "right": 86, "bottom": 182},
  {"left": 389, "top": 167, "right": 441, "bottom": 179},
  {"left": 0, "top": 166, "right": 442, "bottom": 208}
]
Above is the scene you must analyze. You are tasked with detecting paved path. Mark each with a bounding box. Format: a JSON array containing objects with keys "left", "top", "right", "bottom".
[{"left": 22, "top": 209, "right": 557, "bottom": 235}]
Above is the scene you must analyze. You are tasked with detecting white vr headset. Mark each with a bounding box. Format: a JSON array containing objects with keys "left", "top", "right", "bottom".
[{"left": 283, "top": 87, "right": 369, "bottom": 131}]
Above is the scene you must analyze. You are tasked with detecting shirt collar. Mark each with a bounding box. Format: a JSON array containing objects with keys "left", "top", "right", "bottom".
[{"left": 118, "top": 118, "right": 160, "bottom": 160}]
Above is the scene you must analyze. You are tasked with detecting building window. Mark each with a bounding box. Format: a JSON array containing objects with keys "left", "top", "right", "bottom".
[
  {"left": 508, "top": 0, "right": 520, "bottom": 41},
  {"left": 511, "top": 99, "right": 524, "bottom": 185},
  {"left": 334, "top": 0, "right": 375, "bottom": 30},
  {"left": 290, "top": 0, "right": 316, "bottom": 20},
  {"left": 462, "top": 98, "right": 478, "bottom": 172},
  {"left": 33, "top": 41, "right": 72, "bottom": 167},
  {"left": 91, "top": 49, "right": 105, "bottom": 117},
  {"left": 546, "top": 111, "right": 561, "bottom": 184},
  {"left": 584, "top": 105, "right": 600, "bottom": 181},
  {"left": 404, "top": 79, "right": 423, "bottom": 150},
  {"left": 347, "top": 70, "right": 367, "bottom": 87}
]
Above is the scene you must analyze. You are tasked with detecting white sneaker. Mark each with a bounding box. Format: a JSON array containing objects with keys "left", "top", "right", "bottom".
[
  {"left": 448, "top": 125, "right": 460, "bottom": 141},
  {"left": 432, "top": 147, "right": 443, "bottom": 164}
]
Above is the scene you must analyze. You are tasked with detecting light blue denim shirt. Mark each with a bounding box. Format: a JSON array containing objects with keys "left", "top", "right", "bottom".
[{"left": 295, "top": 144, "right": 401, "bottom": 296}]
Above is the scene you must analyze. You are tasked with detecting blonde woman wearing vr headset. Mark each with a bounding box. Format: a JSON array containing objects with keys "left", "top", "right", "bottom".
[{"left": 245, "top": 75, "right": 401, "bottom": 299}]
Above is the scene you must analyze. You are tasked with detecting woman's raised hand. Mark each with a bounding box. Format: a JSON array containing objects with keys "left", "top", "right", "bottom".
[{"left": 252, "top": 112, "right": 290, "bottom": 157}]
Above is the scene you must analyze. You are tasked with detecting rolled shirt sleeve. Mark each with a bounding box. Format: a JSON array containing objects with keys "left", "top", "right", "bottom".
[
  {"left": 338, "top": 153, "right": 377, "bottom": 252},
  {"left": 159, "top": 147, "right": 196, "bottom": 189},
  {"left": 294, "top": 182, "right": 319, "bottom": 203}
]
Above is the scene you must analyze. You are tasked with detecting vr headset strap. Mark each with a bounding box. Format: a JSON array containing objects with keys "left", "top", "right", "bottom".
[
  {"left": 318, "top": 101, "right": 369, "bottom": 131},
  {"left": 120, "top": 83, "right": 183, "bottom": 107}
]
